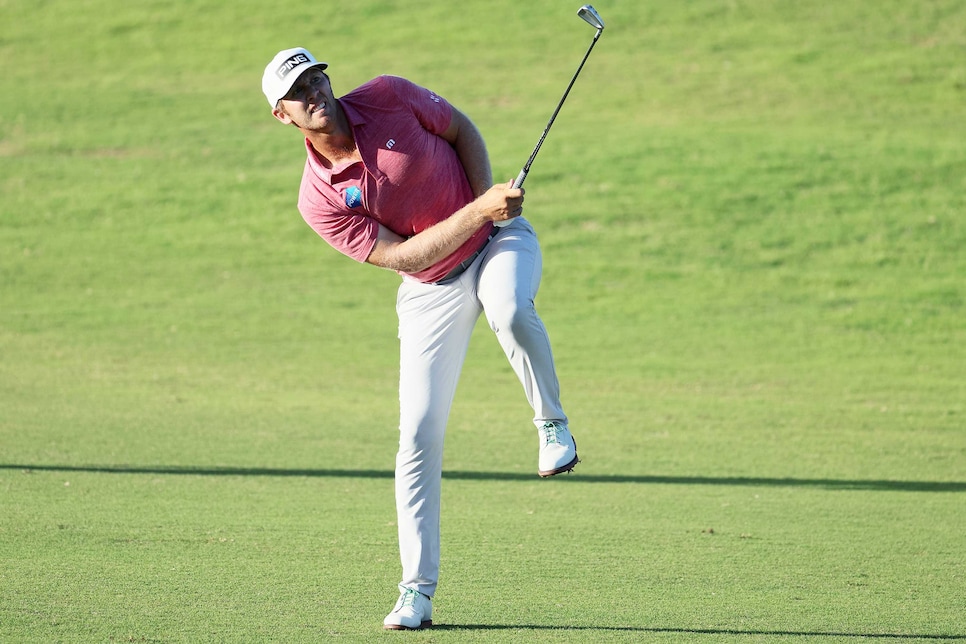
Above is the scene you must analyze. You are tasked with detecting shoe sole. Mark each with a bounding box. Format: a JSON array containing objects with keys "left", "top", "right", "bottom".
[
  {"left": 538, "top": 453, "right": 579, "bottom": 478},
  {"left": 383, "top": 620, "right": 433, "bottom": 631}
]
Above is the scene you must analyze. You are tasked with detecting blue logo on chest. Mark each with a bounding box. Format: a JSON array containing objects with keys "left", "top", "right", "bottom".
[{"left": 344, "top": 186, "right": 363, "bottom": 208}]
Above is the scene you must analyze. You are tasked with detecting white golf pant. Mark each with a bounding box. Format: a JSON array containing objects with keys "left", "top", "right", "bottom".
[{"left": 394, "top": 218, "right": 567, "bottom": 597}]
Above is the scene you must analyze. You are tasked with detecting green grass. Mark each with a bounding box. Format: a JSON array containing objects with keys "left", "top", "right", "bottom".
[{"left": 2, "top": 0, "right": 965, "bottom": 641}]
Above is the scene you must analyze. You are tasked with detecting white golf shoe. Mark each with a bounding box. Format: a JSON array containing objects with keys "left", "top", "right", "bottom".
[
  {"left": 538, "top": 421, "right": 579, "bottom": 477},
  {"left": 383, "top": 587, "right": 433, "bottom": 630}
]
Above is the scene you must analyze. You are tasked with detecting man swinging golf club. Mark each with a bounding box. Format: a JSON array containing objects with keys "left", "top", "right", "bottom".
[{"left": 261, "top": 43, "right": 582, "bottom": 628}]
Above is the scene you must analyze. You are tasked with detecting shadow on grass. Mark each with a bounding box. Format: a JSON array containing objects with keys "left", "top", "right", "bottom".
[
  {"left": 430, "top": 624, "right": 966, "bottom": 640},
  {"left": 2, "top": 463, "right": 964, "bottom": 492}
]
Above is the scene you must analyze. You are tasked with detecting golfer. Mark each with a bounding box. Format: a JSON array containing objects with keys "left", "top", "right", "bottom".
[{"left": 262, "top": 47, "right": 579, "bottom": 630}]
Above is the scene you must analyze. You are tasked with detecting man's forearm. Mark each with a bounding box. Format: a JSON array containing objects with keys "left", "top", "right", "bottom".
[
  {"left": 369, "top": 202, "right": 488, "bottom": 274},
  {"left": 366, "top": 183, "right": 523, "bottom": 274}
]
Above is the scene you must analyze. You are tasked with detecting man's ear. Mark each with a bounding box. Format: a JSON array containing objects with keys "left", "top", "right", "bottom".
[{"left": 272, "top": 105, "right": 293, "bottom": 125}]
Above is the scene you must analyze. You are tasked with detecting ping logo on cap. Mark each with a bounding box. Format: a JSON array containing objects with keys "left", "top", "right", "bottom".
[{"left": 276, "top": 53, "right": 310, "bottom": 80}]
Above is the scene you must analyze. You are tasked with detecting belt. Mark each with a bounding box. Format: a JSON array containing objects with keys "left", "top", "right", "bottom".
[{"left": 436, "top": 229, "right": 496, "bottom": 284}]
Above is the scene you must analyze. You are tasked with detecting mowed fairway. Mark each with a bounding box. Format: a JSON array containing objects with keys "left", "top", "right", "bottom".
[{"left": 2, "top": 0, "right": 965, "bottom": 641}]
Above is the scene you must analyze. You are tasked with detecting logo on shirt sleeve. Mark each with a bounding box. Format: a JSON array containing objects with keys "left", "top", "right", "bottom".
[{"left": 344, "top": 186, "right": 363, "bottom": 208}]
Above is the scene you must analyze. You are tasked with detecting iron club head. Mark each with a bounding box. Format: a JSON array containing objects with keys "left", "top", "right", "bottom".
[{"left": 577, "top": 4, "right": 605, "bottom": 31}]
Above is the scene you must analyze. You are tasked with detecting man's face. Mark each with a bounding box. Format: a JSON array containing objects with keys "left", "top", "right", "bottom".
[{"left": 272, "top": 68, "right": 335, "bottom": 131}]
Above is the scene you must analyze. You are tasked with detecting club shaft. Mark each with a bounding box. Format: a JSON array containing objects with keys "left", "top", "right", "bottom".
[{"left": 513, "top": 28, "right": 602, "bottom": 189}]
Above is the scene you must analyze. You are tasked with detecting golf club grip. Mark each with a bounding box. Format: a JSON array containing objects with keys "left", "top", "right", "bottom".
[{"left": 494, "top": 169, "right": 529, "bottom": 227}]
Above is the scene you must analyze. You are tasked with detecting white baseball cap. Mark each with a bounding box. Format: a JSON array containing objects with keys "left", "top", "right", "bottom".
[{"left": 262, "top": 47, "right": 329, "bottom": 107}]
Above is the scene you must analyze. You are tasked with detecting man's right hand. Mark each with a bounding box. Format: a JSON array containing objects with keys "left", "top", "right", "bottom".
[{"left": 475, "top": 181, "right": 525, "bottom": 225}]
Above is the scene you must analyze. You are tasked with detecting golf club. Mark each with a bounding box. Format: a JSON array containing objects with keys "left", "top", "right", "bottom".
[{"left": 496, "top": 4, "right": 605, "bottom": 226}]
